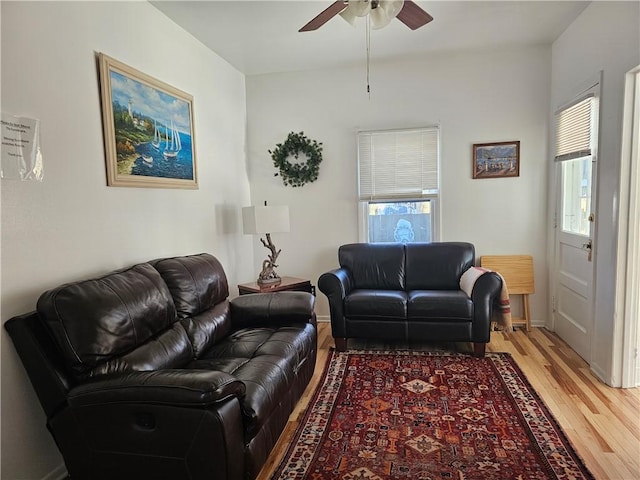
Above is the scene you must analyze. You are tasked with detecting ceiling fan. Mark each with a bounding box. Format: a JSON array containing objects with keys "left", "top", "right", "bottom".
[{"left": 299, "top": 0, "right": 433, "bottom": 32}]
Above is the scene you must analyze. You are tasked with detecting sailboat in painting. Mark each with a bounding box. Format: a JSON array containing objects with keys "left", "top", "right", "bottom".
[
  {"left": 152, "top": 120, "right": 161, "bottom": 149},
  {"left": 163, "top": 120, "right": 181, "bottom": 159}
]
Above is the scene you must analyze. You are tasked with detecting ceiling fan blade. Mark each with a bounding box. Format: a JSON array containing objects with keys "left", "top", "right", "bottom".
[
  {"left": 396, "top": 0, "right": 433, "bottom": 30},
  {"left": 299, "top": 1, "right": 348, "bottom": 32}
]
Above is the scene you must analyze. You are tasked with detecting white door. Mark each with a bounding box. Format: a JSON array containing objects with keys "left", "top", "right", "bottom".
[
  {"left": 619, "top": 67, "right": 640, "bottom": 387},
  {"left": 553, "top": 89, "right": 599, "bottom": 362},
  {"left": 554, "top": 157, "right": 596, "bottom": 361}
]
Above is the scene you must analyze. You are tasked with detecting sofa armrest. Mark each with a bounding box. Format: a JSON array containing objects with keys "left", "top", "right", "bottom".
[
  {"left": 68, "top": 369, "right": 245, "bottom": 408},
  {"left": 229, "top": 291, "right": 315, "bottom": 329},
  {"left": 4, "top": 312, "right": 72, "bottom": 418},
  {"left": 318, "top": 268, "right": 352, "bottom": 338},
  {"left": 318, "top": 268, "right": 352, "bottom": 298},
  {"left": 470, "top": 272, "right": 502, "bottom": 342}
]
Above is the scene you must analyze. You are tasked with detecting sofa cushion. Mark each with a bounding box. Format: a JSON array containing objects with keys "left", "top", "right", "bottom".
[
  {"left": 407, "top": 290, "right": 473, "bottom": 321},
  {"left": 154, "top": 253, "right": 231, "bottom": 357},
  {"left": 190, "top": 323, "right": 316, "bottom": 438},
  {"left": 153, "top": 253, "right": 229, "bottom": 318},
  {"left": 345, "top": 290, "right": 407, "bottom": 320},
  {"left": 179, "top": 301, "right": 232, "bottom": 359},
  {"left": 36, "top": 263, "right": 187, "bottom": 380},
  {"left": 405, "top": 242, "right": 475, "bottom": 290},
  {"left": 339, "top": 243, "right": 405, "bottom": 290}
]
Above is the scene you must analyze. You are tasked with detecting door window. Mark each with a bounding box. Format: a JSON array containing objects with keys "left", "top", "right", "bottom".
[{"left": 561, "top": 156, "right": 592, "bottom": 236}]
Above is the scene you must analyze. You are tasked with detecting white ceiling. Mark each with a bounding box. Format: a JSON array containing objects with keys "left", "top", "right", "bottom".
[{"left": 152, "top": 1, "right": 589, "bottom": 76}]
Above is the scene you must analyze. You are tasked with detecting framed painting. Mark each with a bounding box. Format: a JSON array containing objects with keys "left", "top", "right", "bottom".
[
  {"left": 98, "top": 53, "right": 198, "bottom": 189},
  {"left": 472, "top": 141, "right": 520, "bottom": 179}
]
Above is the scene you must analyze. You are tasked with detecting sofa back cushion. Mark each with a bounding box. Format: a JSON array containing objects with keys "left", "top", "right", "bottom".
[
  {"left": 37, "top": 263, "right": 190, "bottom": 380},
  {"left": 405, "top": 242, "right": 475, "bottom": 290},
  {"left": 153, "top": 253, "right": 231, "bottom": 358},
  {"left": 339, "top": 243, "right": 405, "bottom": 290}
]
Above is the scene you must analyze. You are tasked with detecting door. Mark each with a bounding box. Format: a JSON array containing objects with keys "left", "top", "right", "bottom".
[
  {"left": 553, "top": 89, "right": 599, "bottom": 362},
  {"left": 619, "top": 67, "right": 640, "bottom": 387},
  {"left": 555, "top": 157, "right": 596, "bottom": 360}
]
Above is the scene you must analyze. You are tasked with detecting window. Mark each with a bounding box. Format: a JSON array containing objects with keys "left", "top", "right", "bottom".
[
  {"left": 555, "top": 94, "right": 597, "bottom": 236},
  {"left": 561, "top": 158, "right": 592, "bottom": 235},
  {"left": 357, "top": 127, "right": 439, "bottom": 243}
]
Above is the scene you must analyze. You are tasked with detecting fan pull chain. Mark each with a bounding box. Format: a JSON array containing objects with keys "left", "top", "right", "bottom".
[{"left": 366, "top": 15, "right": 371, "bottom": 98}]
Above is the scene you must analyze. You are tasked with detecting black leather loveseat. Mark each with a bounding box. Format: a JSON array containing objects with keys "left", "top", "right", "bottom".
[
  {"left": 318, "top": 242, "right": 501, "bottom": 356},
  {"left": 5, "top": 253, "right": 317, "bottom": 480}
]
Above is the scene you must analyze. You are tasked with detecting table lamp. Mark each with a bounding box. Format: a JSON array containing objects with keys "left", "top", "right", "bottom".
[{"left": 242, "top": 202, "right": 290, "bottom": 285}]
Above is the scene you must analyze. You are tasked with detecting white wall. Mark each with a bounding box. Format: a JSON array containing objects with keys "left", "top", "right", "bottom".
[
  {"left": 246, "top": 46, "right": 551, "bottom": 322},
  {"left": 3, "top": 1, "right": 634, "bottom": 478},
  {"left": 550, "top": 1, "right": 640, "bottom": 385},
  {"left": 0, "top": 2, "right": 253, "bottom": 478}
]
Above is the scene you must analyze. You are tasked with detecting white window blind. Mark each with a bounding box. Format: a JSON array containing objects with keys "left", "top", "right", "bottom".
[
  {"left": 555, "top": 95, "right": 594, "bottom": 162},
  {"left": 358, "top": 127, "right": 439, "bottom": 201}
]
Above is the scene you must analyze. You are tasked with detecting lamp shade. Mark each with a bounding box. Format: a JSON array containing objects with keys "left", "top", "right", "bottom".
[{"left": 242, "top": 205, "right": 290, "bottom": 234}]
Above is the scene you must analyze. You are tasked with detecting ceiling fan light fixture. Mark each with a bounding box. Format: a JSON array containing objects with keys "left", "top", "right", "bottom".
[
  {"left": 340, "top": 0, "right": 371, "bottom": 27},
  {"left": 370, "top": 8, "right": 391, "bottom": 29},
  {"left": 380, "top": 0, "right": 405, "bottom": 19},
  {"left": 341, "top": 0, "right": 405, "bottom": 29},
  {"left": 372, "top": 0, "right": 405, "bottom": 30},
  {"left": 347, "top": 0, "right": 373, "bottom": 17},
  {"left": 339, "top": 7, "right": 359, "bottom": 26},
  {"left": 300, "top": 0, "right": 431, "bottom": 32},
  {"left": 300, "top": 0, "right": 430, "bottom": 95}
]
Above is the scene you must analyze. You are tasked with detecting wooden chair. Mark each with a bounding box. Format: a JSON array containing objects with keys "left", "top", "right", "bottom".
[{"left": 480, "top": 255, "right": 535, "bottom": 331}]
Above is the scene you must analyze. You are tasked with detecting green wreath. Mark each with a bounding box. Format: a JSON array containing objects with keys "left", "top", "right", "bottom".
[{"left": 269, "top": 132, "right": 323, "bottom": 187}]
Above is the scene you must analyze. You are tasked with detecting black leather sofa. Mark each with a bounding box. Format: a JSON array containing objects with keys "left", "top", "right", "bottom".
[
  {"left": 5, "top": 253, "right": 317, "bottom": 480},
  {"left": 318, "top": 242, "right": 501, "bottom": 356}
]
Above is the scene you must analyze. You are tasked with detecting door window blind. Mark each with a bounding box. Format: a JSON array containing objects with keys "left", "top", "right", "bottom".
[
  {"left": 358, "top": 127, "right": 439, "bottom": 201},
  {"left": 555, "top": 95, "right": 594, "bottom": 162}
]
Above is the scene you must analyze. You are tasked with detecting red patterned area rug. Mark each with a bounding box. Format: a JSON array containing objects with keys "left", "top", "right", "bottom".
[{"left": 271, "top": 350, "right": 594, "bottom": 480}]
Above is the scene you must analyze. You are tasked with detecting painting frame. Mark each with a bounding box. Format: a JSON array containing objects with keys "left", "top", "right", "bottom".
[
  {"left": 98, "top": 53, "right": 198, "bottom": 189},
  {"left": 472, "top": 141, "right": 520, "bottom": 179}
]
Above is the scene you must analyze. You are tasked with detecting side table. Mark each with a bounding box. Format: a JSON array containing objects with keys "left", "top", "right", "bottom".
[{"left": 238, "top": 276, "right": 315, "bottom": 296}]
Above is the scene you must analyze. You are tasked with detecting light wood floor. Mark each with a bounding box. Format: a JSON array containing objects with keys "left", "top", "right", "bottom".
[{"left": 257, "top": 323, "right": 640, "bottom": 480}]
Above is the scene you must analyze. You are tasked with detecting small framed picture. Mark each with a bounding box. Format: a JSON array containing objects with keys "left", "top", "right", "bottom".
[
  {"left": 98, "top": 53, "right": 198, "bottom": 189},
  {"left": 472, "top": 141, "right": 520, "bottom": 179}
]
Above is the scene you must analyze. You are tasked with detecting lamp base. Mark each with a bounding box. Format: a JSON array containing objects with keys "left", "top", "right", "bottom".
[
  {"left": 257, "top": 275, "right": 282, "bottom": 286},
  {"left": 256, "top": 233, "right": 283, "bottom": 286}
]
